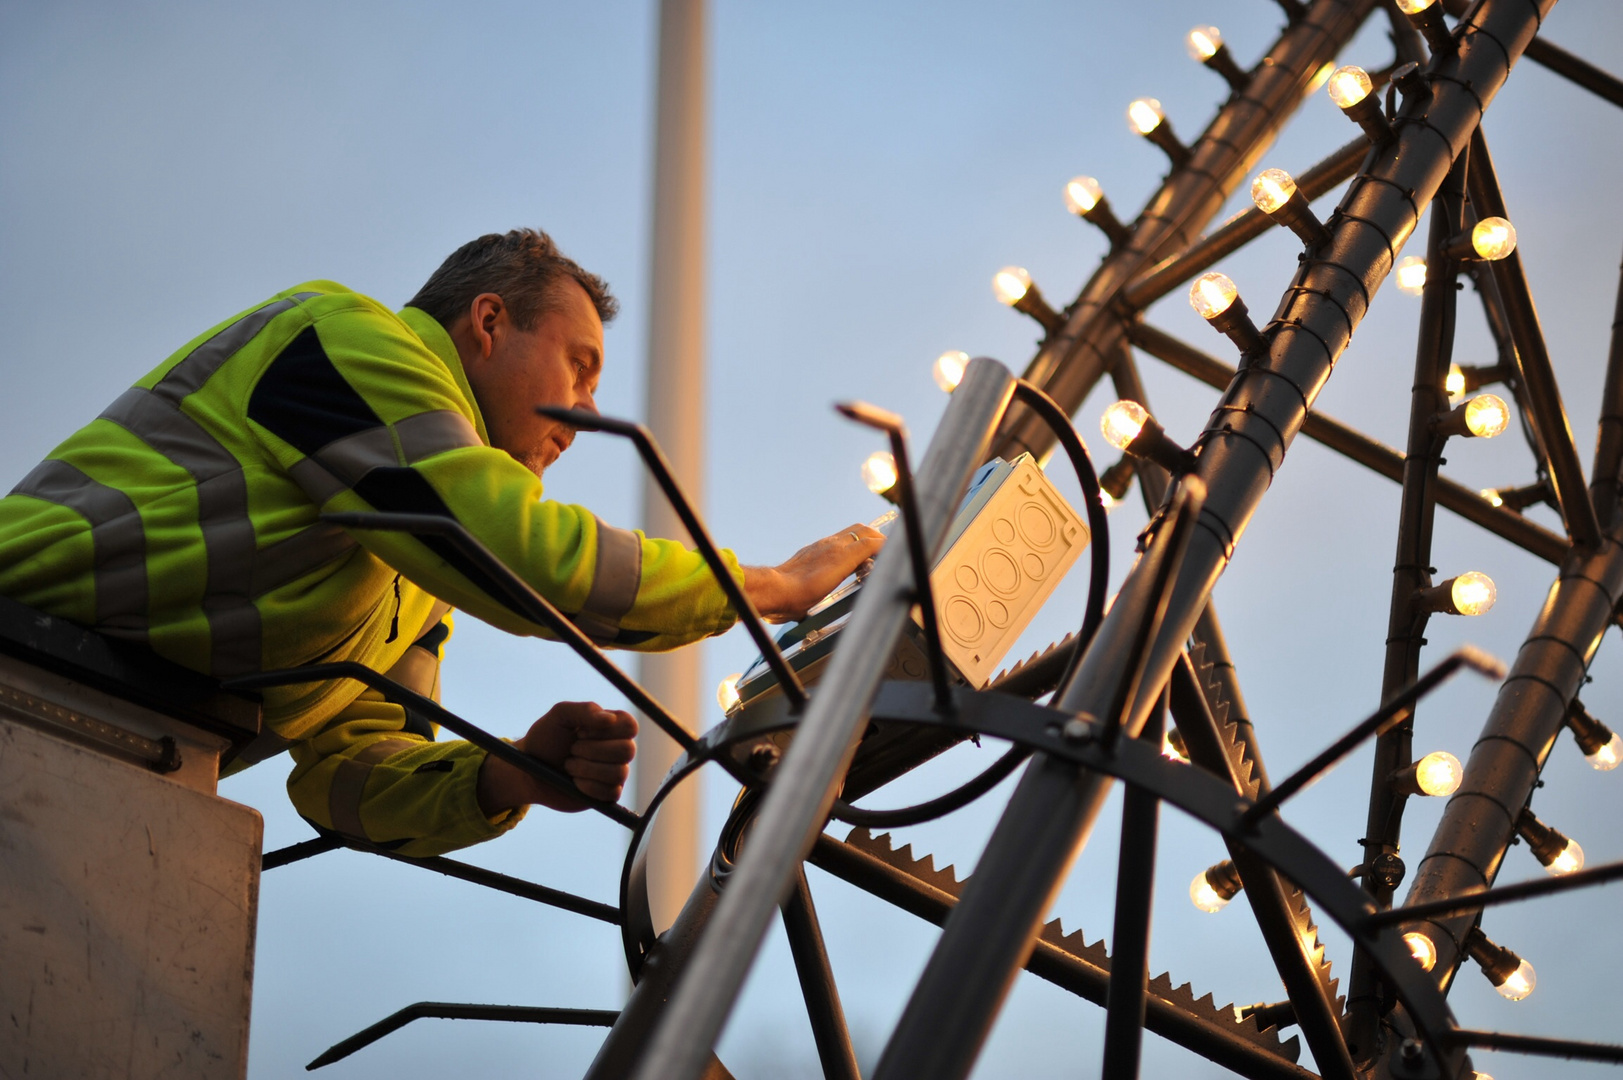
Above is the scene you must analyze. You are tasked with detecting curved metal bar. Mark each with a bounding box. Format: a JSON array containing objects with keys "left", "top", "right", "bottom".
[
  {"left": 1010, "top": 380, "right": 1111, "bottom": 698},
  {"left": 835, "top": 401, "right": 953, "bottom": 715},
  {"left": 225, "top": 661, "right": 639, "bottom": 830},
  {"left": 831, "top": 743, "right": 1029, "bottom": 829},
  {"left": 316, "top": 511, "right": 737, "bottom": 780},
  {"left": 535, "top": 406, "right": 807, "bottom": 711}
]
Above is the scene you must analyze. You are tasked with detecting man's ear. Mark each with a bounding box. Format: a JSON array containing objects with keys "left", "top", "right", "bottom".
[{"left": 467, "top": 293, "right": 507, "bottom": 360}]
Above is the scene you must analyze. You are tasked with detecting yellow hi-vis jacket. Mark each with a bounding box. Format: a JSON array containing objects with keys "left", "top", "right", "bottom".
[{"left": 0, "top": 282, "right": 742, "bottom": 856}]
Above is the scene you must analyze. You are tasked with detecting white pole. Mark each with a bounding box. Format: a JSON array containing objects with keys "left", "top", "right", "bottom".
[{"left": 636, "top": 0, "right": 707, "bottom": 935}]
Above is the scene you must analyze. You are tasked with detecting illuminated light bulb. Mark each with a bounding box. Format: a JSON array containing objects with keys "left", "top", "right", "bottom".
[
  {"left": 1189, "top": 272, "right": 1239, "bottom": 319},
  {"left": 1102, "top": 400, "right": 1151, "bottom": 452},
  {"left": 1588, "top": 730, "right": 1623, "bottom": 771},
  {"left": 1415, "top": 751, "right": 1463, "bottom": 796},
  {"left": 1064, "top": 175, "right": 1104, "bottom": 215},
  {"left": 1451, "top": 571, "right": 1497, "bottom": 616},
  {"left": 862, "top": 450, "right": 898, "bottom": 495},
  {"left": 1099, "top": 489, "right": 1119, "bottom": 510},
  {"left": 1128, "top": 97, "right": 1166, "bottom": 135},
  {"left": 1162, "top": 728, "right": 1190, "bottom": 763},
  {"left": 1446, "top": 362, "right": 1466, "bottom": 396},
  {"left": 1250, "top": 169, "right": 1297, "bottom": 214},
  {"left": 1190, "top": 873, "right": 1229, "bottom": 913},
  {"left": 1547, "top": 837, "right": 1584, "bottom": 876},
  {"left": 1327, "top": 65, "right": 1373, "bottom": 109},
  {"left": 1397, "top": 256, "right": 1428, "bottom": 297},
  {"left": 932, "top": 350, "right": 968, "bottom": 392},
  {"left": 1495, "top": 959, "right": 1536, "bottom": 1001},
  {"left": 1481, "top": 488, "right": 1505, "bottom": 508},
  {"left": 992, "top": 265, "right": 1033, "bottom": 306},
  {"left": 716, "top": 673, "right": 742, "bottom": 713},
  {"left": 1403, "top": 931, "right": 1438, "bottom": 972},
  {"left": 1472, "top": 217, "right": 1518, "bottom": 261},
  {"left": 1464, "top": 393, "right": 1510, "bottom": 438},
  {"left": 1395, "top": 0, "right": 1436, "bottom": 11},
  {"left": 1186, "top": 25, "right": 1222, "bottom": 61}
]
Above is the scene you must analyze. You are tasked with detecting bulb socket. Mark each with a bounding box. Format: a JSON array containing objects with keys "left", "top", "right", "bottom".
[
  {"left": 1566, "top": 700, "right": 1616, "bottom": 758},
  {"left": 1125, "top": 416, "right": 1198, "bottom": 475},
  {"left": 1010, "top": 281, "right": 1067, "bottom": 336},
  {"left": 1098, "top": 456, "right": 1138, "bottom": 501},
  {"left": 1339, "top": 93, "right": 1395, "bottom": 148},
  {"left": 1415, "top": 575, "right": 1479, "bottom": 616},
  {"left": 1235, "top": 1000, "right": 1296, "bottom": 1031},
  {"left": 1203, "top": 44, "right": 1250, "bottom": 93},
  {"left": 1464, "top": 928, "right": 1523, "bottom": 987},
  {"left": 1082, "top": 195, "right": 1134, "bottom": 248},
  {"left": 1431, "top": 398, "right": 1492, "bottom": 439},
  {"left": 1204, "top": 295, "right": 1269, "bottom": 359},
  {"left": 1263, "top": 189, "right": 1334, "bottom": 250},
  {"left": 1204, "top": 859, "right": 1244, "bottom": 901},
  {"left": 1405, "top": 5, "right": 1457, "bottom": 55},
  {"left": 1487, "top": 479, "right": 1552, "bottom": 515},
  {"left": 1515, "top": 808, "right": 1572, "bottom": 868},
  {"left": 1143, "top": 120, "right": 1193, "bottom": 169},
  {"left": 1454, "top": 362, "right": 1509, "bottom": 394}
]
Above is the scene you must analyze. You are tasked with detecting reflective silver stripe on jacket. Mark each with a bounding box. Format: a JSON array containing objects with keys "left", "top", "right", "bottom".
[
  {"left": 574, "top": 518, "right": 642, "bottom": 643},
  {"left": 10, "top": 459, "right": 149, "bottom": 636},
  {"left": 396, "top": 410, "right": 482, "bottom": 464},
  {"left": 99, "top": 387, "right": 261, "bottom": 676},
  {"left": 153, "top": 293, "right": 320, "bottom": 403},
  {"left": 251, "top": 522, "right": 358, "bottom": 598},
  {"left": 328, "top": 737, "right": 416, "bottom": 840}
]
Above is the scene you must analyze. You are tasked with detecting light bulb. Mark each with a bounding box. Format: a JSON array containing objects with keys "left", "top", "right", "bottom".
[
  {"left": 1250, "top": 168, "right": 1297, "bottom": 214},
  {"left": 1128, "top": 97, "right": 1165, "bottom": 135},
  {"left": 1415, "top": 751, "right": 1463, "bottom": 796},
  {"left": 716, "top": 673, "right": 742, "bottom": 713},
  {"left": 862, "top": 450, "right": 898, "bottom": 495},
  {"left": 1189, "top": 272, "right": 1240, "bottom": 319},
  {"left": 1495, "top": 958, "right": 1536, "bottom": 1001},
  {"left": 1464, "top": 393, "right": 1510, "bottom": 438},
  {"left": 1186, "top": 25, "right": 1222, "bottom": 61},
  {"left": 1101, "top": 400, "right": 1151, "bottom": 452},
  {"left": 1451, "top": 571, "right": 1497, "bottom": 616},
  {"left": 1445, "top": 362, "right": 1466, "bottom": 396},
  {"left": 1472, "top": 217, "right": 1518, "bottom": 260},
  {"left": 1327, "top": 65, "right": 1374, "bottom": 109},
  {"left": 1064, "top": 175, "right": 1104, "bottom": 215},
  {"left": 992, "top": 265, "right": 1033, "bottom": 306},
  {"left": 932, "top": 350, "right": 968, "bottom": 392},
  {"left": 1397, "top": 256, "right": 1428, "bottom": 297},
  {"left": 1404, "top": 931, "right": 1438, "bottom": 972},
  {"left": 1395, "top": 0, "right": 1437, "bottom": 12},
  {"left": 1481, "top": 488, "right": 1505, "bottom": 508},
  {"left": 1099, "top": 489, "right": 1119, "bottom": 510},
  {"left": 1547, "top": 837, "right": 1584, "bottom": 876},
  {"left": 1586, "top": 730, "right": 1623, "bottom": 770},
  {"left": 1161, "top": 730, "right": 1189, "bottom": 763},
  {"left": 1190, "top": 871, "right": 1231, "bottom": 913}
]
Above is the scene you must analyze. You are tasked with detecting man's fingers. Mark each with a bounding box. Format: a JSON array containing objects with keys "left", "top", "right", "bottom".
[
  {"left": 571, "top": 737, "right": 637, "bottom": 764},
  {"left": 575, "top": 707, "right": 637, "bottom": 739},
  {"left": 565, "top": 757, "right": 631, "bottom": 786}
]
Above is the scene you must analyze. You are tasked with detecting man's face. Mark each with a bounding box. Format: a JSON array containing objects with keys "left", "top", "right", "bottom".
[{"left": 462, "top": 279, "right": 604, "bottom": 475}]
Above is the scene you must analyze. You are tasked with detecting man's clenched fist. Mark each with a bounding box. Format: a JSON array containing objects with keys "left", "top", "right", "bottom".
[{"left": 477, "top": 701, "right": 638, "bottom": 815}]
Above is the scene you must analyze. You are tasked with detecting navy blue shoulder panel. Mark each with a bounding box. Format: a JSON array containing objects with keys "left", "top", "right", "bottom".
[{"left": 247, "top": 326, "right": 384, "bottom": 455}]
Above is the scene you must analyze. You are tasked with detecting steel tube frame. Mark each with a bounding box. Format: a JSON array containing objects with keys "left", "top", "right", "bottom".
[
  {"left": 624, "top": 358, "right": 1016, "bottom": 1080},
  {"left": 1590, "top": 244, "right": 1623, "bottom": 525},
  {"left": 1099, "top": 694, "right": 1164, "bottom": 1080},
  {"left": 1369, "top": 856, "right": 1623, "bottom": 926},
  {"left": 780, "top": 870, "right": 863, "bottom": 1080},
  {"left": 306, "top": 1003, "right": 620, "bottom": 1070},
  {"left": 992, "top": 0, "right": 1381, "bottom": 463},
  {"left": 868, "top": 4, "right": 1550, "bottom": 1077},
  {"left": 1127, "top": 321, "right": 1569, "bottom": 563},
  {"left": 1464, "top": 128, "right": 1602, "bottom": 547}
]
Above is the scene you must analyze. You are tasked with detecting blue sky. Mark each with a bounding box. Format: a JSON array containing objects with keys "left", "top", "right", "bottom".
[{"left": 4, "top": 2, "right": 1623, "bottom": 1077}]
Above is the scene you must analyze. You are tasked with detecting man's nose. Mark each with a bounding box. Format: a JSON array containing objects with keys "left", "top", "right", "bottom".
[{"left": 576, "top": 388, "right": 599, "bottom": 415}]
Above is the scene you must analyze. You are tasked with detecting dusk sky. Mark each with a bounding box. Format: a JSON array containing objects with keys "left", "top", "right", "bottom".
[{"left": 4, "top": 2, "right": 1623, "bottom": 1077}]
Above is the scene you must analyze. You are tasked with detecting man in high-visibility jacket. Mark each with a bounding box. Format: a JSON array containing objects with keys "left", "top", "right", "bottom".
[{"left": 0, "top": 228, "right": 882, "bottom": 856}]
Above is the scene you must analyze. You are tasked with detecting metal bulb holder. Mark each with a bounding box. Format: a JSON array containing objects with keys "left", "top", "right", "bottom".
[
  {"left": 1565, "top": 700, "right": 1623, "bottom": 769},
  {"left": 1011, "top": 281, "right": 1067, "bottom": 336},
  {"left": 1120, "top": 414, "right": 1197, "bottom": 475},
  {"left": 1452, "top": 362, "right": 1510, "bottom": 395},
  {"left": 1516, "top": 808, "right": 1584, "bottom": 875},
  {"left": 1341, "top": 91, "right": 1395, "bottom": 147},
  {"left": 1081, "top": 195, "right": 1133, "bottom": 248},
  {"left": 1416, "top": 572, "right": 1497, "bottom": 617},
  {"left": 1252, "top": 170, "right": 1333, "bottom": 249},
  {"left": 1464, "top": 928, "right": 1535, "bottom": 1001},
  {"left": 1432, "top": 394, "right": 1511, "bottom": 439},
  {"left": 1327, "top": 66, "right": 1394, "bottom": 147},
  {"left": 1481, "top": 479, "right": 1551, "bottom": 514},
  {"left": 1400, "top": 0, "right": 1457, "bottom": 56},
  {"left": 1097, "top": 456, "right": 1138, "bottom": 502},
  {"left": 1202, "top": 43, "right": 1250, "bottom": 93},
  {"left": 1234, "top": 1000, "right": 1295, "bottom": 1030}
]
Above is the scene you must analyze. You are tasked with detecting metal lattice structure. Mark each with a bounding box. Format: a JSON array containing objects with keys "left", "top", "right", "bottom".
[{"left": 258, "top": 1, "right": 1623, "bottom": 1077}]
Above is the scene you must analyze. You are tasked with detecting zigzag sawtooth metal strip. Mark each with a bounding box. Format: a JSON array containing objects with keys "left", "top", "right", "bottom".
[{"left": 807, "top": 828, "right": 1318, "bottom": 1080}]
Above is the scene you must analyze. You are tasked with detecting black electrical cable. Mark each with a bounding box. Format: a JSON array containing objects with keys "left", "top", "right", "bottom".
[{"left": 830, "top": 743, "right": 1030, "bottom": 829}]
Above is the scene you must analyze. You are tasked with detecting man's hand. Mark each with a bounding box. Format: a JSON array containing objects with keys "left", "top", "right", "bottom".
[
  {"left": 476, "top": 701, "right": 638, "bottom": 816},
  {"left": 743, "top": 523, "right": 886, "bottom": 623}
]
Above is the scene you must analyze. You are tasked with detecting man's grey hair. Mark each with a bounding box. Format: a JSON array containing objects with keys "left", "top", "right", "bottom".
[{"left": 407, "top": 227, "right": 619, "bottom": 330}]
